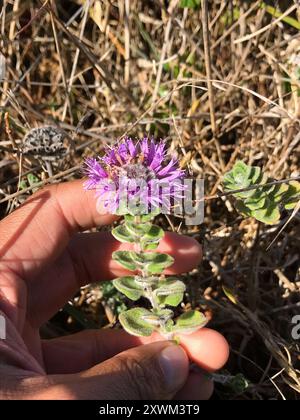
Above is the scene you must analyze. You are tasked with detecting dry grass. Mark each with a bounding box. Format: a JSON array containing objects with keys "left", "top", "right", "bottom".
[{"left": 0, "top": 0, "right": 300, "bottom": 400}]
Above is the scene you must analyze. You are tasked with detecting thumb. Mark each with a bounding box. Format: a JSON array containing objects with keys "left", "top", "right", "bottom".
[{"left": 59, "top": 341, "right": 189, "bottom": 400}]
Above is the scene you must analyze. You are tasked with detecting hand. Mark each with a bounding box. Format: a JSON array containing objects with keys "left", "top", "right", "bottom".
[{"left": 0, "top": 180, "right": 229, "bottom": 400}]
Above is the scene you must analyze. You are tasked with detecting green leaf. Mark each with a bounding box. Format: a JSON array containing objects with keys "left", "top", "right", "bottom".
[
  {"left": 140, "top": 210, "right": 160, "bottom": 221},
  {"left": 179, "top": 0, "right": 200, "bottom": 9},
  {"left": 235, "top": 174, "right": 268, "bottom": 199},
  {"left": 125, "top": 221, "right": 152, "bottom": 237},
  {"left": 113, "top": 251, "right": 174, "bottom": 274},
  {"left": 235, "top": 200, "right": 252, "bottom": 217},
  {"left": 27, "top": 173, "right": 40, "bottom": 186},
  {"left": 153, "top": 308, "right": 174, "bottom": 322},
  {"left": 124, "top": 210, "right": 159, "bottom": 224},
  {"left": 19, "top": 179, "right": 28, "bottom": 190},
  {"left": 285, "top": 199, "right": 300, "bottom": 210},
  {"left": 251, "top": 200, "right": 280, "bottom": 225},
  {"left": 158, "top": 292, "right": 183, "bottom": 307},
  {"left": 124, "top": 215, "right": 135, "bottom": 223},
  {"left": 134, "top": 275, "right": 160, "bottom": 287},
  {"left": 261, "top": 2, "right": 300, "bottom": 30},
  {"left": 113, "top": 276, "right": 143, "bottom": 301},
  {"left": 139, "top": 252, "right": 175, "bottom": 274},
  {"left": 223, "top": 161, "right": 300, "bottom": 224},
  {"left": 244, "top": 193, "right": 268, "bottom": 211},
  {"left": 283, "top": 181, "right": 300, "bottom": 210},
  {"left": 249, "top": 166, "right": 262, "bottom": 184},
  {"left": 112, "top": 225, "right": 135, "bottom": 243},
  {"left": 164, "top": 318, "right": 175, "bottom": 333},
  {"left": 121, "top": 219, "right": 164, "bottom": 251},
  {"left": 225, "top": 165, "right": 262, "bottom": 199},
  {"left": 268, "top": 183, "right": 289, "bottom": 204},
  {"left": 112, "top": 251, "right": 137, "bottom": 271},
  {"left": 232, "top": 161, "right": 252, "bottom": 185},
  {"left": 142, "top": 225, "right": 164, "bottom": 242},
  {"left": 155, "top": 278, "right": 186, "bottom": 307},
  {"left": 223, "top": 161, "right": 252, "bottom": 192},
  {"left": 141, "top": 241, "right": 160, "bottom": 251},
  {"left": 119, "top": 308, "right": 155, "bottom": 337},
  {"left": 223, "top": 172, "right": 236, "bottom": 189},
  {"left": 141, "top": 309, "right": 174, "bottom": 326},
  {"left": 222, "top": 286, "right": 238, "bottom": 305},
  {"left": 172, "top": 310, "right": 207, "bottom": 334}
]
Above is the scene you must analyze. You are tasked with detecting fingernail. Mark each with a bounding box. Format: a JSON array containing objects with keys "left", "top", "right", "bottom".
[{"left": 158, "top": 345, "right": 189, "bottom": 393}]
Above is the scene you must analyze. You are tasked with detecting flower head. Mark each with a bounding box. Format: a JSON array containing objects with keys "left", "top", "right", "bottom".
[{"left": 83, "top": 137, "right": 186, "bottom": 214}]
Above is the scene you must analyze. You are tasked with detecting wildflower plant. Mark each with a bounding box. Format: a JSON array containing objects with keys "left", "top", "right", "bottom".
[
  {"left": 84, "top": 138, "right": 207, "bottom": 339},
  {"left": 223, "top": 161, "right": 300, "bottom": 225}
]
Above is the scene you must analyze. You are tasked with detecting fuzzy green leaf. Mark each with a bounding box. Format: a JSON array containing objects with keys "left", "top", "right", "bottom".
[
  {"left": 223, "top": 162, "right": 299, "bottom": 225},
  {"left": 244, "top": 193, "right": 268, "bottom": 211},
  {"left": 113, "top": 276, "right": 143, "bottom": 301},
  {"left": 251, "top": 200, "right": 280, "bottom": 225},
  {"left": 141, "top": 309, "right": 174, "bottom": 326},
  {"left": 232, "top": 161, "right": 251, "bottom": 181},
  {"left": 283, "top": 181, "right": 300, "bottom": 210},
  {"left": 250, "top": 166, "right": 262, "bottom": 184},
  {"left": 268, "top": 183, "right": 289, "bottom": 204},
  {"left": 125, "top": 221, "right": 152, "bottom": 237},
  {"left": 223, "top": 166, "right": 251, "bottom": 193},
  {"left": 234, "top": 174, "right": 268, "bottom": 199},
  {"left": 153, "top": 308, "right": 174, "bottom": 321},
  {"left": 134, "top": 275, "right": 160, "bottom": 287},
  {"left": 143, "top": 225, "right": 164, "bottom": 242},
  {"left": 285, "top": 201, "right": 299, "bottom": 210},
  {"left": 235, "top": 200, "right": 252, "bottom": 217},
  {"left": 112, "top": 251, "right": 137, "bottom": 271},
  {"left": 222, "top": 171, "right": 236, "bottom": 188},
  {"left": 155, "top": 278, "right": 186, "bottom": 307},
  {"left": 112, "top": 225, "right": 135, "bottom": 243},
  {"left": 140, "top": 226, "right": 164, "bottom": 251},
  {"left": 119, "top": 308, "right": 155, "bottom": 337},
  {"left": 224, "top": 162, "right": 266, "bottom": 200},
  {"left": 136, "top": 252, "right": 174, "bottom": 274},
  {"left": 172, "top": 310, "right": 207, "bottom": 334},
  {"left": 141, "top": 241, "right": 160, "bottom": 251},
  {"left": 124, "top": 210, "right": 159, "bottom": 224}
]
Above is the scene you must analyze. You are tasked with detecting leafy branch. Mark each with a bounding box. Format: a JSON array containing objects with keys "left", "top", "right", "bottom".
[
  {"left": 111, "top": 213, "right": 207, "bottom": 338},
  {"left": 223, "top": 161, "right": 300, "bottom": 224}
]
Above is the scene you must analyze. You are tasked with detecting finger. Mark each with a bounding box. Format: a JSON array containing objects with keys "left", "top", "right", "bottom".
[
  {"left": 44, "top": 341, "right": 189, "bottom": 400},
  {"left": 0, "top": 180, "right": 116, "bottom": 282},
  {"left": 42, "top": 327, "right": 228, "bottom": 374},
  {"left": 43, "top": 328, "right": 227, "bottom": 400},
  {"left": 29, "top": 231, "right": 202, "bottom": 326},
  {"left": 179, "top": 328, "right": 230, "bottom": 372},
  {"left": 175, "top": 372, "right": 214, "bottom": 400}
]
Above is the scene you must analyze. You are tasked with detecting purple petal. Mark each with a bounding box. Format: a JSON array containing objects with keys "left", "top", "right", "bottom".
[
  {"left": 157, "top": 158, "right": 178, "bottom": 176},
  {"left": 117, "top": 143, "right": 128, "bottom": 161},
  {"left": 147, "top": 140, "right": 165, "bottom": 170},
  {"left": 83, "top": 158, "right": 108, "bottom": 189},
  {"left": 126, "top": 138, "right": 137, "bottom": 157},
  {"left": 140, "top": 137, "right": 149, "bottom": 156},
  {"left": 145, "top": 138, "right": 157, "bottom": 165}
]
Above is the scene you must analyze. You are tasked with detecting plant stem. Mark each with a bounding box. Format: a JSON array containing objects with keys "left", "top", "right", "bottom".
[
  {"left": 133, "top": 215, "right": 172, "bottom": 338},
  {"left": 145, "top": 286, "right": 159, "bottom": 310}
]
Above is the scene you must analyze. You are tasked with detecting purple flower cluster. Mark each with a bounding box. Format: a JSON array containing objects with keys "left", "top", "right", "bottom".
[{"left": 83, "top": 137, "right": 186, "bottom": 214}]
